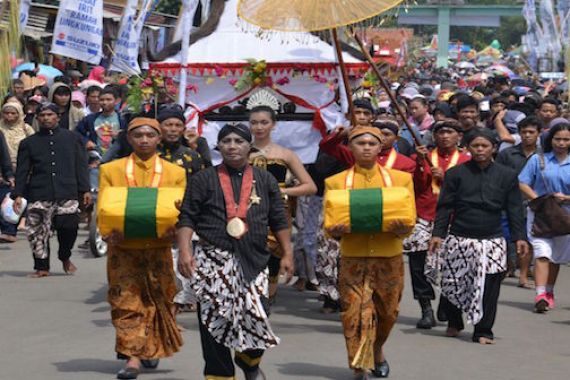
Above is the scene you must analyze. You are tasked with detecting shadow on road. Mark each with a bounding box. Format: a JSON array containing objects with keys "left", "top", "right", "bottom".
[
  {"left": 0, "top": 270, "right": 68, "bottom": 277},
  {"left": 275, "top": 362, "right": 350, "bottom": 379},
  {"left": 85, "top": 284, "right": 108, "bottom": 304},
  {"left": 498, "top": 299, "right": 532, "bottom": 312},
  {"left": 52, "top": 358, "right": 120, "bottom": 375},
  {"left": 53, "top": 358, "right": 175, "bottom": 376}
]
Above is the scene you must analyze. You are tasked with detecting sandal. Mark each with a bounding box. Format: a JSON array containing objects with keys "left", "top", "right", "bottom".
[
  {"left": 116, "top": 367, "right": 139, "bottom": 380},
  {"left": 518, "top": 282, "right": 533, "bottom": 289}
]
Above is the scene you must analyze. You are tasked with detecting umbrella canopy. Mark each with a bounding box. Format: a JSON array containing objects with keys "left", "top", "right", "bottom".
[
  {"left": 13, "top": 63, "right": 63, "bottom": 80},
  {"left": 455, "top": 61, "right": 476, "bottom": 69},
  {"left": 486, "top": 64, "right": 515, "bottom": 79},
  {"left": 467, "top": 72, "right": 489, "bottom": 82},
  {"left": 237, "top": 0, "right": 404, "bottom": 32}
]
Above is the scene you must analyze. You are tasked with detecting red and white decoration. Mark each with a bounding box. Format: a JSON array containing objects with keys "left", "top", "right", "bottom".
[{"left": 152, "top": 0, "right": 367, "bottom": 164}]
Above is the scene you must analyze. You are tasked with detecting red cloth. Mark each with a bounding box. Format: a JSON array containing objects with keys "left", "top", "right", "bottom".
[
  {"left": 319, "top": 131, "right": 416, "bottom": 174},
  {"left": 273, "top": 89, "right": 334, "bottom": 137},
  {"left": 411, "top": 149, "right": 471, "bottom": 221}
]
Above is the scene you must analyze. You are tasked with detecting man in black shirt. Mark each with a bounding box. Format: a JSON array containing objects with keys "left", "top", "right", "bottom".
[
  {"left": 13, "top": 103, "right": 90, "bottom": 277},
  {"left": 177, "top": 123, "right": 293, "bottom": 380},
  {"left": 496, "top": 116, "right": 542, "bottom": 287},
  {"left": 157, "top": 108, "right": 203, "bottom": 314},
  {"left": 157, "top": 109, "right": 203, "bottom": 177},
  {"left": 429, "top": 128, "right": 529, "bottom": 345}
]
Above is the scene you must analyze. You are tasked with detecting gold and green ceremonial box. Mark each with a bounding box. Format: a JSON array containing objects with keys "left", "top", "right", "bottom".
[
  {"left": 98, "top": 187, "right": 184, "bottom": 239},
  {"left": 324, "top": 187, "right": 415, "bottom": 233}
]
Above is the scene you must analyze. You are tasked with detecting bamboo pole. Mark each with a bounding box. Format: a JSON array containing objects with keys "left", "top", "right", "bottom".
[
  {"left": 332, "top": 28, "right": 356, "bottom": 126},
  {"left": 352, "top": 30, "right": 424, "bottom": 148}
]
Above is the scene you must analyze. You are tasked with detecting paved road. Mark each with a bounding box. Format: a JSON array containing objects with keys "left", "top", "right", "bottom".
[{"left": 1, "top": 231, "right": 570, "bottom": 380}]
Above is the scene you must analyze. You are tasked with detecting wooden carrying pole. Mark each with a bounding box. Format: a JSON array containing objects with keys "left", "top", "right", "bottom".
[
  {"left": 332, "top": 28, "right": 357, "bottom": 126},
  {"left": 351, "top": 30, "right": 425, "bottom": 148}
]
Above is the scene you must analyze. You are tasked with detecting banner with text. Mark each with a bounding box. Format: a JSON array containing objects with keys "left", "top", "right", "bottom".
[
  {"left": 19, "top": 0, "right": 32, "bottom": 31},
  {"left": 110, "top": 0, "right": 143, "bottom": 74},
  {"left": 51, "top": 0, "right": 103, "bottom": 64}
]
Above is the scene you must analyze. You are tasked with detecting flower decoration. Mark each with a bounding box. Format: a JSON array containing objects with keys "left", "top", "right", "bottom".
[
  {"left": 214, "top": 65, "right": 225, "bottom": 77},
  {"left": 311, "top": 74, "right": 328, "bottom": 84},
  {"left": 127, "top": 69, "right": 177, "bottom": 112},
  {"left": 276, "top": 76, "right": 290, "bottom": 86},
  {"left": 186, "top": 84, "right": 199, "bottom": 93},
  {"left": 360, "top": 70, "right": 379, "bottom": 89},
  {"left": 232, "top": 59, "right": 270, "bottom": 91}
]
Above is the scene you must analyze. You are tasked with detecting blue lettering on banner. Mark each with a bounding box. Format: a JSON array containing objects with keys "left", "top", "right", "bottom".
[{"left": 51, "top": 0, "right": 103, "bottom": 64}]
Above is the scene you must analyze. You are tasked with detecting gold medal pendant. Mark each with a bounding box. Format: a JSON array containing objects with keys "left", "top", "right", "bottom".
[{"left": 227, "top": 217, "right": 247, "bottom": 239}]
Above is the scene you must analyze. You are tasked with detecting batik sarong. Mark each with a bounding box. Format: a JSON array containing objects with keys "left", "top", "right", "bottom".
[
  {"left": 339, "top": 256, "right": 404, "bottom": 370},
  {"left": 107, "top": 245, "right": 182, "bottom": 359},
  {"left": 316, "top": 219, "right": 341, "bottom": 301},
  {"left": 440, "top": 234, "right": 507, "bottom": 325},
  {"left": 403, "top": 218, "right": 433, "bottom": 253},
  {"left": 26, "top": 200, "right": 79, "bottom": 259},
  {"left": 192, "top": 243, "right": 280, "bottom": 351}
]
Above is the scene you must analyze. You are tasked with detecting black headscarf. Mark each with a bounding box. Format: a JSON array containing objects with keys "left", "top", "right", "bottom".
[
  {"left": 36, "top": 102, "right": 59, "bottom": 115},
  {"left": 157, "top": 109, "right": 185, "bottom": 124},
  {"left": 217, "top": 123, "right": 252, "bottom": 143}
]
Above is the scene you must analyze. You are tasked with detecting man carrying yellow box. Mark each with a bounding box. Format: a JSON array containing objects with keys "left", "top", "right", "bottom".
[
  {"left": 324, "top": 126, "right": 416, "bottom": 380},
  {"left": 97, "top": 117, "right": 186, "bottom": 380}
]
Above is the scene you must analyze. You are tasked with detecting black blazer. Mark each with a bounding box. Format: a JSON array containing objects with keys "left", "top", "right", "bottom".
[{"left": 13, "top": 127, "right": 90, "bottom": 202}]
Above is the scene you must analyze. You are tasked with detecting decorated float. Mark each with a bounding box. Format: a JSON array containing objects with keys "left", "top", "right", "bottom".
[{"left": 151, "top": 0, "right": 367, "bottom": 164}]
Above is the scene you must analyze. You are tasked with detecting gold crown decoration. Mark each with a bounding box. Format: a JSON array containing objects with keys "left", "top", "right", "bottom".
[{"left": 246, "top": 88, "right": 280, "bottom": 111}]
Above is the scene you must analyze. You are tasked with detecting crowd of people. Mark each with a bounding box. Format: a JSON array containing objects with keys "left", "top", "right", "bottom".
[{"left": 2, "top": 63, "right": 570, "bottom": 380}]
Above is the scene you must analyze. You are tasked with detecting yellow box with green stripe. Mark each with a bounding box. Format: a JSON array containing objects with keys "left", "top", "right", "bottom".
[
  {"left": 97, "top": 187, "right": 184, "bottom": 239},
  {"left": 324, "top": 187, "right": 415, "bottom": 233}
]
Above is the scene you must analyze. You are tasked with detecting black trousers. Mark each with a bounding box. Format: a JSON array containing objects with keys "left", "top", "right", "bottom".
[
  {"left": 34, "top": 214, "right": 79, "bottom": 271},
  {"left": 442, "top": 272, "right": 503, "bottom": 341},
  {"left": 198, "top": 306, "right": 264, "bottom": 378},
  {"left": 408, "top": 251, "right": 435, "bottom": 300}
]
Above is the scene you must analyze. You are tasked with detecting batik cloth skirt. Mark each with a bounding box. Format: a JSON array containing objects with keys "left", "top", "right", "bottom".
[
  {"left": 107, "top": 245, "right": 183, "bottom": 359},
  {"left": 191, "top": 243, "right": 280, "bottom": 351},
  {"left": 316, "top": 215, "right": 341, "bottom": 301},
  {"left": 403, "top": 218, "right": 433, "bottom": 254},
  {"left": 439, "top": 234, "right": 507, "bottom": 325}
]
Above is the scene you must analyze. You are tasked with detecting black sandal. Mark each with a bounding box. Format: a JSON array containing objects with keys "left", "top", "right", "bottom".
[{"left": 117, "top": 367, "right": 139, "bottom": 379}]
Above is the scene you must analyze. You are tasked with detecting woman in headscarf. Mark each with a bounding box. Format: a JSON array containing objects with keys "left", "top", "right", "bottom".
[
  {"left": 0, "top": 102, "right": 35, "bottom": 171},
  {"left": 0, "top": 101, "right": 31, "bottom": 242},
  {"left": 88, "top": 66, "right": 106, "bottom": 84}
]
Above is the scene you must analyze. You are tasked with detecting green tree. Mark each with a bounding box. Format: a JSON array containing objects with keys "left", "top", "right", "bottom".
[{"left": 156, "top": 0, "right": 181, "bottom": 16}]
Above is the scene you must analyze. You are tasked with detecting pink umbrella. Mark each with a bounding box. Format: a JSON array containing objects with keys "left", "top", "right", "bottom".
[{"left": 486, "top": 64, "right": 515, "bottom": 78}]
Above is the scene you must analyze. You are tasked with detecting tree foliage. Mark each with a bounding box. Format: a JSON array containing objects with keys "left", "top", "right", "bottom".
[
  {"left": 156, "top": 0, "right": 182, "bottom": 16},
  {"left": 409, "top": 0, "right": 526, "bottom": 50}
]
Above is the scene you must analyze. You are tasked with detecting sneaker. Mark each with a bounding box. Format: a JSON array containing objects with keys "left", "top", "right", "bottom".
[
  {"left": 534, "top": 293, "right": 549, "bottom": 313},
  {"left": 546, "top": 292, "right": 556, "bottom": 309}
]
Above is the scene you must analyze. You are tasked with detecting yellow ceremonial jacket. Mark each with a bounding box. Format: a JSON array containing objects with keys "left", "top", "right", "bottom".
[
  {"left": 324, "top": 164, "right": 416, "bottom": 258},
  {"left": 98, "top": 154, "right": 186, "bottom": 250}
]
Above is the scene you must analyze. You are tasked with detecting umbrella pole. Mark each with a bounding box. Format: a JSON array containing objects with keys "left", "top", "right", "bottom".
[
  {"left": 332, "top": 28, "right": 356, "bottom": 126},
  {"left": 351, "top": 31, "right": 425, "bottom": 149}
]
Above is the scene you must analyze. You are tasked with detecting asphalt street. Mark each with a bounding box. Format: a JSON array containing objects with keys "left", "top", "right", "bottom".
[{"left": 1, "top": 231, "right": 569, "bottom": 380}]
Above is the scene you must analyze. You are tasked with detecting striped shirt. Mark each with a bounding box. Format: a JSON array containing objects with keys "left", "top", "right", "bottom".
[{"left": 178, "top": 165, "right": 288, "bottom": 280}]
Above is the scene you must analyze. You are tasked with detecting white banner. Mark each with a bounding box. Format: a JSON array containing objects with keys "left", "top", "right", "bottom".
[
  {"left": 19, "top": 0, "right": 32, "bottom": 31},
  {"left": 110, "top": 0, "right": 143, "bottom": 74},
  {"left": 51, "top": 0, "right": 104, "bottom": 64}
]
